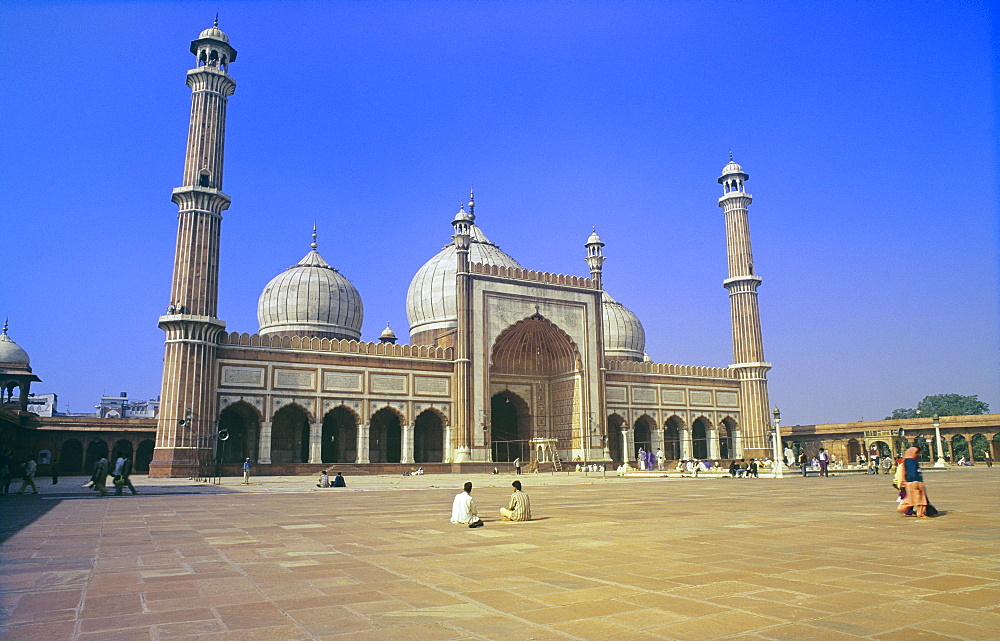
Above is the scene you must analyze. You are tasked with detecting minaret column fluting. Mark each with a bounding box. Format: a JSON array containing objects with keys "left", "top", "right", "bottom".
[
  {"left": 718, "top": 157, "right": 772, "bottom": 460},
  {"left": 150, "top": 22, "right": 237, "bottom": 478}
]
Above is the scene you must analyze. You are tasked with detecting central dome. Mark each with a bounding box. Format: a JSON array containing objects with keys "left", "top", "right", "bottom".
[
  {"left": 258, "top": 236, "right": 363, "bottom": 340},
  {"left": 407, "top": 205, "right": 522, "bottom": 345},
  {"left": 0, "top": 322, "right": 30, "bottom": 367}
]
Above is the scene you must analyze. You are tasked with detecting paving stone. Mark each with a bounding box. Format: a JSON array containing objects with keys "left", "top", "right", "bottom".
[{"left": 1, "top": 470, "right": 997, "bottom": 641}]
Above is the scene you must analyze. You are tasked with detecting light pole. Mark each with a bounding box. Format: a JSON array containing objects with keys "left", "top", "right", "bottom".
[
  {"left": 932, "top": 414, "right": 946, "bottom": 468},
  {"left": 925, "top": 436, "right": 933, "bottom": 464},
  {"left": 772, "top": 407, "right": 783, "bottom": 478}
]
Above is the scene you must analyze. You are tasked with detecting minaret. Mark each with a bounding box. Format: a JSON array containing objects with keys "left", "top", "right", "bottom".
[
  {"left": 718, "top": 156, "right": 771, "bottom": 459},
  {"left": 149, "top": 20, "right": 237, "bottom": 477},
  {"left": 584, "top": 228, "right": 606, "bottom": 289},
  {"left": 451, "top": 192, "right": 475, "bottom": 463}
]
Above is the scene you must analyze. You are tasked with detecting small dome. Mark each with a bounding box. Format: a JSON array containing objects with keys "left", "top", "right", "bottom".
[
  {"left": 0, "top": 323, "right": 30, "bottom": 367},
  {"left": 258, "top": 248, "right": 363, "bottom": 340},
  {"left": 721, "top": 160, "right": 744, "bottom": 175},
  {"left": 198, "top": 26, "right": 230, "bottom": 44},
  {"left": 586, "top": 229, "right": 604, "bottom": 246},
  {"left": 602, "top": 291, "right": 645, "bottom": 361},
  {"left": 380, "top": 323, "right": 397, "bottom": 340},
  {"left": 407, "top": 215, "right": 522, "bottom": 341}
]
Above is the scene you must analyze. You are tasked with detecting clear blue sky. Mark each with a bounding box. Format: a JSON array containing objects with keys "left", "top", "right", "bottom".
[{"left": 1, "top": 1, "right": 996, "bottom": 424}]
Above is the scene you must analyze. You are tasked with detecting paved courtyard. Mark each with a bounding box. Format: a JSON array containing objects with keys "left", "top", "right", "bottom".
[{"left": 1, "top": 468, "right": 998, "bottom": 641}]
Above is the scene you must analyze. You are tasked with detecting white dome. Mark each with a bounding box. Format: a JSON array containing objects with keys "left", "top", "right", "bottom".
[
  {"left": 407, "top": 221, "right": 522, "bottom": 339},
  {"left": 602, "top": 291, "right": 645, "bottom": 361},
  {"left": 0, "top": 327, "right": 30, "bottom": 367},
  {"left": 258, "top": 249, "right": 363, "bottom": 340},
  {"left": 199, "top": 26, "right": 230, "bottom": 43}
]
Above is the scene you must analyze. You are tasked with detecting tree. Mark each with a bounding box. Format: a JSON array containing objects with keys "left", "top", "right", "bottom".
[{"left": 885, "top": 394, "right": 990, "bottom": 420}]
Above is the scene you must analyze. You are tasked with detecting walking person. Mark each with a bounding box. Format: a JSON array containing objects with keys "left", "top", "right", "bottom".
[
  {"left": 0, "top": 450, "right": 13, "bottom": 495},
  {"left": 798, "top": 451, "right": 808, "bottom": 476},
  {"left": 17, "top": 456, "right": 39, "bottom": 494},
  {"left": 513, "top": 457, "right": 521, "bottom": 475},
  {"left": 242, "top": 457, "right": 251, "bottom": 484},
  {"left": 897, "top": 447, "right": 932, "bottom": 518},
  {"left": 656, "top": 448, "right": 665, "bottom": 471},
  {"left": 92, "top": 457, "right": 109, "bottom": 496},
  {"left": 115, "top": 457, "right": 138, "bottom": 495},
  {"left": 985, "top": 451, "right": 993, "bottom": 468},
  {"left": 817, "top": 448, "right": 830, "bottom": 477}
]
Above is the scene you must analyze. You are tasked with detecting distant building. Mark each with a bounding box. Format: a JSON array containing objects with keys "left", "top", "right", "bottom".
[{"left": 98, "top": 392, "right": 160, "bottom": 419}]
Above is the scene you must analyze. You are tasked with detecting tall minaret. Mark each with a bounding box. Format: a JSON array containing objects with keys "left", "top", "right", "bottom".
[
  {"left": 451, "top": 191, "right": 475, "bottom": 463},
  {"left": 718, "top": 156, "right": 771, "bottom": 459},
  {"left": 149, "top": 20, "right": 237, "bottom": 477}
]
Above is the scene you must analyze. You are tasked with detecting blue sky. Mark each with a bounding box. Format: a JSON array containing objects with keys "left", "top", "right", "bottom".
[{"left": 1, "top": 1, "right": 996, "bottom": 424}]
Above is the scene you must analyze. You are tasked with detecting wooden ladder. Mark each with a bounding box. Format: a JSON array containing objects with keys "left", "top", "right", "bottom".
[{"left": 551, "top": 449, "right": 563, "bottom": 472}]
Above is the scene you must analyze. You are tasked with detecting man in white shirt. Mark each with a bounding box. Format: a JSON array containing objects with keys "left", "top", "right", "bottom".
[{"left": 451, "top": 482, "right": 483, "bottom": 528}]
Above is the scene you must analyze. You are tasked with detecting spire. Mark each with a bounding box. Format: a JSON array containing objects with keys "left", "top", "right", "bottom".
[
  {"left": 467, "top": 186, "right": 476, "bottom": 219},
  {"left": 311, "top": 223, "right": 318, "bottom": 250},
  {"left": 1, "top": 318, "right": 7, "bottom": 336},
  {"left": 214, "top": 12, "right": 219, "bottom": 28},
  {"left": 729, "top": 149, "right": 733, "bottom": 161}
]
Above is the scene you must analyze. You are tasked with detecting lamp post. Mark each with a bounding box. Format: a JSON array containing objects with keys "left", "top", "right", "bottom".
[
  {"left": 925, "top": 436, "right": 933, "bottom": 464},
  {"left": 932, "top": 414, "right": 946, "bottom": 468},
  {"left": 772, "top": 407, "right": 783, "bottom": 478}
]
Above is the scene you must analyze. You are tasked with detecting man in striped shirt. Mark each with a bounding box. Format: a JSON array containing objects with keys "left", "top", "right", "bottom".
[{"left": 499, "top": 480, "right": 532, "bottom": 521}]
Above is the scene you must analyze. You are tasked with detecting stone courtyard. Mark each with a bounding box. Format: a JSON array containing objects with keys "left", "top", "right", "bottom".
[{"left": 1, "top": 468, "right": 998, "bottom": 641}]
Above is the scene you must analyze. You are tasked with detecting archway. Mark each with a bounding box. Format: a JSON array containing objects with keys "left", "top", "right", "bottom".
[
  {"left": 84, "top": 439, "right": 108, "bottom": 474},
  {"left": 112, "top": 439, "right": 133, "bottom": 461},
  {"left": 218, "top": 402, "right": 260, "bottom": 464},
  {"left": 720, "top": 417, "right": 736, "bottom": 459},
  {"left": 414, "top": 410, "right": 444, "bottom": 463},
  {"left": 846, "top": 438, "right": 862, "bottom": 464},
  {"left": 60, "top": 439, "right": 83, "bottom": 475},
  {"left": 321, "top": 406, "right": 357, "bottom": 464},
  {"left": 607, "top": 413, "right": 626, "bottom": 464},
  {"left": 634, "top": 415, "right": 654, "bottom": 456},
  {"left": 490, "top": 313, "right": 581, "bottom": 457},
  {"left": 970, "top": 433, "right": 989, "bottom": 461},
  {"left": 664, "top": 416, "right": 683, "bottom": 460},
  {"left": 951, "top": 434, "right": 969, "bottom": 461},
  {"left": 491, "top": 391, "right": 530, "bottom": 462},
  {"left": 370, "top": 408, "right": 402, "bottom": 463},
  {"left": 271, "top": 404, "right": 310, "bottom": 464},
  {"left": 692, "top": 417, "right": 711, "bottom": 460},
  {"left": 135, "top": 439, "right": 155, "bottom": 473}
]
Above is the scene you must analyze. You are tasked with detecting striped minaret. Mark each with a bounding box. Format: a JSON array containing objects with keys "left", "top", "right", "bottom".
[
  {"left": 718, "top": 156, "right": 772, "bottom": 459},
  {"left": 149, "top": 20, "right": 237, "bottom": 477}
]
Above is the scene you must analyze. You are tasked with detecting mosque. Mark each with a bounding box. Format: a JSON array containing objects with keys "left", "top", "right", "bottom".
[{"left": 148, "top": 22, "right": 773, "bottom": 477}]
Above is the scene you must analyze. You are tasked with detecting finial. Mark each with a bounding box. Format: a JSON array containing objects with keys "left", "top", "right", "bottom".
[
  {"left": 310, "top": 223, "right": 318, "bottom": 250},
  {"left": 214, "top": 12, "right": 219, "bottom": 28},
  {"left": 729, "top": 149, "right": 733, "bottom": 161},
  {"left": 1, "top": 318, "right": 7, "bottom": 336}
]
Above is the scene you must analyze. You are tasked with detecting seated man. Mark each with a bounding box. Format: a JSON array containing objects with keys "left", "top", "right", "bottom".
[
  {"left": 451, "top": 481, "right": 483, "bottom": 528},
  {"left": 317, "top": 470, "right": 330, "bottom": 487},
  {"left": 499, "top": 480, "right": 532, "bottom": 521},
  {"left": 332, "top": 472, "right": 346, "bottom": 487}
]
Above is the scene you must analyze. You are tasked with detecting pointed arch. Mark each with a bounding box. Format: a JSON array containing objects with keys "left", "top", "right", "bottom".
[
  {"left": 634, "top": 414, "right": 655, "bottom": 454},
  {"left": 322, "top": 405, "right": 357, "bottom": 463},
  {"left": 219, "top": 401, "right": 261, "bottom": 464},
  {"left": 414, "top": 409, "right": 445, "bottom": 463},
  {"left": 271, "top": 404, "right": 310, "bottom": 464},
  {"left": 691, "top": 416, "right": 712, "bottom": 460},
  {"left": 369, "top": 407, "right": 402, "bottom": 464},
  {"left": 664, "top": 415, "right": 684, "bottom": 460},
  {"left": 607, "top": 413, "right": 627, "bottom": 464}
]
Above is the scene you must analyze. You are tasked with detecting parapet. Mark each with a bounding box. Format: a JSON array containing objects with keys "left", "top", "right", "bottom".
[
  {"left": 218, "top": 332, "right": 453, "bottom": 360},
  {"left": 468, "top": 262, "right": 597, "bottom": 289},
  {"left": 606, "top": 359, "right": 736, "bottom": 379}
]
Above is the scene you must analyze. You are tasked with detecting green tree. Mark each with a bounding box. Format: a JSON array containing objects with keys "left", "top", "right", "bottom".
[{"left": 886, "top": 394, "right": 989, "bottom": 420}]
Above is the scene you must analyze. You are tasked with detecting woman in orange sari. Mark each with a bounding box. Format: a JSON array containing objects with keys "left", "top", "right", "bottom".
[{"left": 897, "top": 446, "right": 929, "bottom": 518}]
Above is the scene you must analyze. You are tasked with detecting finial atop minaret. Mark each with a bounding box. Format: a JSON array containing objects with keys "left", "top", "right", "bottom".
[
  {"left": 729, "top": 149, "right": 733, "bottom": 161},
  {"left": 214, "top": 12, "right": 219, "bottom": 27},
  {"left": 1, "top": 318, "right": 8, "bottom": 336},
  {"left": 311, "top": 223, "right": 318, "bottom": 250},
  {"left": 467, "top": 187, "right": 476, "bottom": 219}
]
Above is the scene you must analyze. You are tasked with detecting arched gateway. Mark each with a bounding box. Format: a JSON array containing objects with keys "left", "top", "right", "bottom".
[{"left": 489, "top": 313, "right": 582, "bottom": 463}]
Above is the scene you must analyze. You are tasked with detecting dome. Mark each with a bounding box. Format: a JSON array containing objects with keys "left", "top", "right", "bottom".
[
  {"left": 721, "top": 160, "right": 744, "bottom": 175},
  {"left": 407, "top": 217, "right": 522, "bottom": 341},
  {"left": 198, "top": 26, "right": 230, "bottom": 44},
  {"left": 0, "top": 323, "right": 30, "bottom": 367},
  {"left": 258, "top": 248, "right": 363, "bottom": 340},
  {"left": 380, "top": 323, "right": 397, "bottom": 341},
  {"left": 602, "top": 291, "right": 645, "bottom": 361},
  {"left": 586, "top": 229, "right": 604, "bottom": 246}
]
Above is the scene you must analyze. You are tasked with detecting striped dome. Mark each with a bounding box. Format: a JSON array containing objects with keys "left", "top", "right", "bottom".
[
  {"left": 602, "top": 291, "right": 645, "bottom": 361},
  {"left": 257, "top": 249, "right": 363, "bottom": 340}
]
